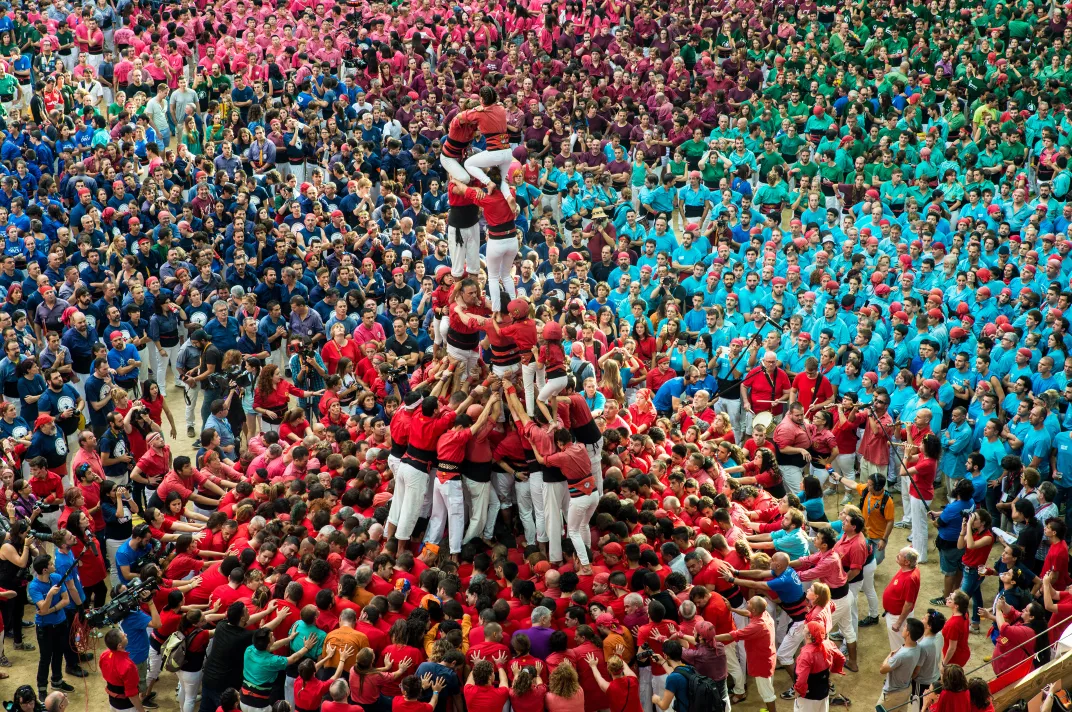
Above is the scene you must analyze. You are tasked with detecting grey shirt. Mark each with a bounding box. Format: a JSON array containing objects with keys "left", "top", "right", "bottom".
[
  {"left": 169, "top": 88, "right": 199, "bottom": 124},
  {"left": 914, "top": 634, "right": 942, "bottom": 686},
  {"left": 884, "top": 644, "right": 920, "bottom": 693}
]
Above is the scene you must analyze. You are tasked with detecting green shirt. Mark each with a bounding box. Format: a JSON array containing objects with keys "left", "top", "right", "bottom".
[{"left": 243, "top": 647, "right": 289, "bottom": 688}]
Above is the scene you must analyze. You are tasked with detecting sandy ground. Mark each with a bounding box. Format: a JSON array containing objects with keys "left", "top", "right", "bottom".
[{"left": 0, "top": 391, "right": 998, "bottom": 712}]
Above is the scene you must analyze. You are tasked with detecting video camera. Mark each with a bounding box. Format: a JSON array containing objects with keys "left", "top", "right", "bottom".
[{"left": 84, "top": 576, "right": 160, "bottom": 628}]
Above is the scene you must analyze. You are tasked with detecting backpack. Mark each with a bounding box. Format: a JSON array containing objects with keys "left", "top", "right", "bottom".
[
  {"left": 161, "top": 631, "right": 189, "bottom": 673},
  {"left": 675, "top": 665, "right": 725, "bottom": 712}
]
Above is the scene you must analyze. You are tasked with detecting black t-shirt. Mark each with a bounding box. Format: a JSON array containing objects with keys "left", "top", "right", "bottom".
[
  {"left": 385, "top": 284, "right": 415, "bottom": 304},
  {"left": 201, "top": 621, "right": 255, "bottom": 690},
  {"left": 385, "top": 335, "right": 419, "bottom": 363},
  {"left": 199, "top": 344, "right": 222, "bottom": 391}
]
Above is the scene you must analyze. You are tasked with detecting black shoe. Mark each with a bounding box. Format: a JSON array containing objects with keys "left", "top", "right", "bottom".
[
  {"left": 66, "top": 667, "right": 88, "bottom": 678},
  {"left": 79, "top": 652, "right": 93, "bottom": 662},
  {"left": 38, "top": 690, "right": 46, "bottom": 701},
  {"left": 51, "top": 680, "right": 75, "bottom": 692},
  {"left": 143, "top": 692, "right": 157, "bottom": 703},
  {"left": 859, "top": 616, "right": 879, "bottom": 627},
  {"left": 142, "top": 699, "right": 159, "bottom": 709},
  {"left": 21, "top": 620, "right": 33, "bottom": 628}
]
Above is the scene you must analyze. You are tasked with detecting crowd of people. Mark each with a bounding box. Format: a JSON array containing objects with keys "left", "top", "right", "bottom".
[{"left": 1, "top": 1, "right": 1072, "bottom": 712}]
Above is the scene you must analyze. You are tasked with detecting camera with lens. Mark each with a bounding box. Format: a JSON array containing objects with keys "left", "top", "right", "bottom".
[
  {"left": 85, "top": 576, "right": 161, "bottom": 628},
  {"left": 636, "top": 643, "right": 654, "bottom": 663},
  {"left": 386, "top": 365, "right": 410, "bottom": 383},
  {"left": 962, "top": 509, "right": 973, "bottom": 521}
]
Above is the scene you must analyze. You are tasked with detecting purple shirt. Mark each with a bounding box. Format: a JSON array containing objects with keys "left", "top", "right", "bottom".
[{"left": 512, "top": 625, "right": 555, "bottom": 660}]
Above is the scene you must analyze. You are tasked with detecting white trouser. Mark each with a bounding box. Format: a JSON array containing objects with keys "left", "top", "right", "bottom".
[
  {"left": 492, "top": 470, "right": 515, "bottom": 508},
  {"left": 795, "top": 698, "right": 830, "bottom": 712},
  {"left": 156, "top": 344, "right": 180, "bottom": 395},
  {"left": 435, "top": 315, "right": 449, "bottom": 347},
  {"left": 900, "top": 475, "right": 913, "bottom": 524},
  {"left": 776, "top": 619, "right": 806, "bottom": 666},
  {"left": 70, "top": 374, "right": 88, "bottom": 416},
  {"left": 147, "top": 645, "right": 163, "bottom": 683},
  {"left": 910, "top": 496, "right": 931, "bottom": 563},
  {"left": 448, "top": 223, "right": 481, "bottom": 278},
  {"left": 177, "top": 669, "right": 202, "bottom": 712},
  {"left": 464, "top": 148, "right": 515, "bottom": 192},
  {"left": 518, "top": 470, "right": 546, "bottom": 544},
  {"left": 834, "top": 453, "right": 857, "bottom": 481},
  {"left": 543, "top": 479, "right": 569, "bottom": 561},
  {"left": 492, "top": 363, "right": 519, "bottom": 378},
  {"left": 523, "top": 361, "right": 543, "bottom": 416},
  {"left": 284, "top": 675, "right": 295, "bottom": 708},
  {"left": 446, "top": 344, "right": 481, "bottom": 382},
  {"left": 270, "top": 347, "right": 286, "bottom": 373},
  {"left": 387, "top": 455, "right": 405, "bottom": 527},
  {"left": 567, "top": 491, "right": 599, "bottom": 564},
  {"left": 426, "top": 477, "right": 465, "bottom": 554},
  {"left": 86, "top": 52, "right": 102, "bottom": 72},
  {"left": 463, "top": 477, "right": 499, "bottom": 543},
  {"left": 886, "top": 608, "right": 913, "bottom": 652},
  {"left": 722, "top": 398, "right": 743, "bottom": 443},
  {"left": 395, "top": 462, "right": 431, "bottom": 541},
  {"left": 485, "top": 237, "right": 518, "bottom": 312},
  {"left": 106, "top": 537, "right": 125, "bottom": 587},
  {"left": 781, "top": 464, "right": 804, "bottom": 494},
  {"left": 440, "top": 154, "right": 470, "bottom": 184},
  {"left": 182, "top": 380, "right": 202, "bottom": 428},
  {"left": 584, "top": 439, "right": 604, "bottom": 495},
  {"left": 862, "top": 558, "right": 879, "bottom": 618},
  {"left": 537, "top": 375, "right": 568, "bottom": 405},
  {"left": 731, "top": 610, "right": 749, "bottom": 681},
  {"left": 725, "top": 638, "right": 745, "bottom": 695},
  {"left": 831, "top": 592, "right": 855, "bottom": 643}
]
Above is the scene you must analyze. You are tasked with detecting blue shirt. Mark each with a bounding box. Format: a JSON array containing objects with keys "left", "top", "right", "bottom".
[
  {"left": 652, "top": 377, "right": 689, "bottom": 413},
  {"left": 937, "top": 499, "right": 975, "bottom": 541},
  {"left": 665, "top": 665, "right": 697, "bottom": 712},
  {"left": 1054, "top": 432, "right": 1072, "bottom": 488},
  {"left": 120, "top": 608, "right": 152, "bottom": 664},
  {"left": 770, "top": 528, "right": 810, "bottom": 559},
  {"left": 28, "top": 573, "right": 66, "bottom": 626},
  {"left": 766, "top": 566, "right": 806, "bottom": 604},
  {"left": 114, "top": 540, "right": 146, "bottom": 585},
  {"left": 1022, "top": 425, "right": 1053, "bottom": 477}
]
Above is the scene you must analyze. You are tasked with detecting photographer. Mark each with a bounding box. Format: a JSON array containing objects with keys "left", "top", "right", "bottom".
[
  {"left": 100, "top": 481, "right": 137, "bottom": 587},
  {"left": 287, "top": 336, "right": 327, "bottom": 423},
  {"left": 27, "top": 554, "right": 74, "bottom": 699},
  {"left": 929, "top": 478, "right": 976, "bottom": 605},
  {"left": 100, "top": 412, "right": 133, "bottom": 487},
  {"left": 114, "top": 524, "right": 155, "bottom": 587},
  {"left": 180, "top": 330, "right": 222, "bottom": 432},
  {"left": 0, "top": 519, "right": 33, "bottom": 654}
]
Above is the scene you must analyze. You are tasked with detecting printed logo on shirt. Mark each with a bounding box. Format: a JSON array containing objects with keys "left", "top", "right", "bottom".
[
  {"left": 55, "top": 435, "right": 67, "bottom": 456},
  {"left": 10, "top": 425, "right": 27, "bottom": 438},
  {"left": 190, "top": 312, "right": 208, "bottom": 326},
  {"left": 113, "top": 439, "right": 127, "bottom": 458},
  {"left": 85, "top": 314, "right": 97, "bottom": 331},
  {"left": 57, "top": 395, "right": 75, "bottom": 413}
]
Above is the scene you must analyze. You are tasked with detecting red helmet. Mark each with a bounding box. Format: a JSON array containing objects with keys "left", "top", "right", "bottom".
[
  {"left": 542, "top": 322, "right": 563, "bottom": 341},
  {"left": 435, "top": 266, "right": 451, "bottom": 283},
  {"left": 507, "top": 299, "right": 529, "bottom": 319}
]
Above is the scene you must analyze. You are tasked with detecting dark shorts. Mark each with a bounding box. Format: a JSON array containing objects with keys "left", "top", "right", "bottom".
[{"left": 939, "top": 544, "right": 964, "bottom": 575}]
